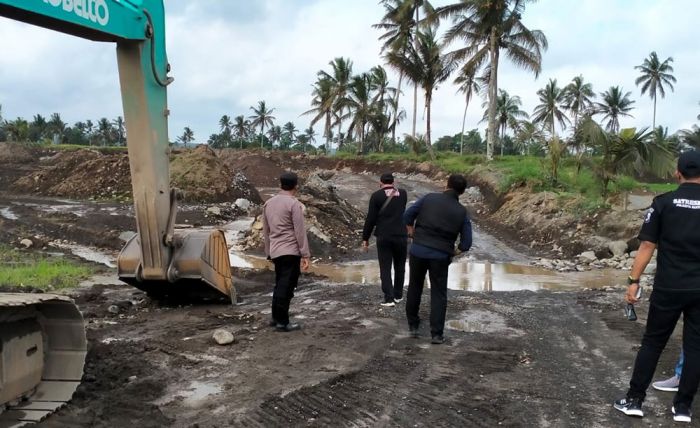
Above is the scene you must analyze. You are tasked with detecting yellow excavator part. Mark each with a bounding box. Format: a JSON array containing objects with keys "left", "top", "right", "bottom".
[
  {"left": 0, "top": 294, "right": 86, "bottom": 427},
  {"left": 118, "top": 228, "right": 236, "bottom": 302}
]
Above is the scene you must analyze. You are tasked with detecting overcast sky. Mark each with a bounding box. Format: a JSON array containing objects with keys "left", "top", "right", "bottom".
[{"left": 1, "top": 0, "right": 698, "bottom": 146}]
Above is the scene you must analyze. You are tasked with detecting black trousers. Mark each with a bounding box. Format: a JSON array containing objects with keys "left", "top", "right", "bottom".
[
  {"left": 376, "top": 237, "right": 407, "bottom": 302},
  {"left": 271, "top": 255, "right": 301, "bottom": 326},
  {"left": 627, "top": 289, "right": 700, "bottom": 408},
  {"left": 405, "top": 254, "right": 450, "bottom": 337}
]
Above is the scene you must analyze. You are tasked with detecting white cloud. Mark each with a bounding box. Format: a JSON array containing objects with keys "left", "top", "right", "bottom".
[{"left": 1, "top": 0, "right": 698, "bottom": 145}]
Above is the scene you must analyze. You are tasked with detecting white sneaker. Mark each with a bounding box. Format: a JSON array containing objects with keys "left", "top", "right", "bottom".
[
  {"left": 652, "top": 375, "right": 680, "bottom": 392},
  {"left": 394, "top": 297, "right": 403, "bottom": 303},
  {"left": 672, "top": 405, "right": 692, "bottom": 423},
  {"left": 380, "top": 301, "right": 395, "bottom": 307}
]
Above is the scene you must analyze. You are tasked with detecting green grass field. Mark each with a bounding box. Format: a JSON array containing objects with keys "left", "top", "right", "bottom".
[{"left": 0, "top": 246, "right": 95, "bottom": 290}]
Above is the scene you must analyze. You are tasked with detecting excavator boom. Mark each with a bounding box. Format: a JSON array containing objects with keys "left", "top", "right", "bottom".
[{"left": 0, "top": 0, "right": 235, "bottom": 424}]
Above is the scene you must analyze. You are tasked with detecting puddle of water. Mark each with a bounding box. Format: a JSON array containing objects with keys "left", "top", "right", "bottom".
[
  {"left": 445, "top": 309, "right": 522, "bottom": 336},
  {"left": 231, "top": 254, "right": 619, "bottom": 292},
  {"left": 155, "top": 381, "right": 223, "bottom": 408},
  {"left": 51, "top": 242, "right": 117, "bottom": 268},
  {"left": 0, "top": 207, "right": 18, "bottom": 220}
]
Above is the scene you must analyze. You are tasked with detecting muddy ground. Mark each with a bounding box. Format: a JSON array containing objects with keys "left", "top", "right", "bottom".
[{"left": 0, "top": 146, "right": 692, "bottom": 426}]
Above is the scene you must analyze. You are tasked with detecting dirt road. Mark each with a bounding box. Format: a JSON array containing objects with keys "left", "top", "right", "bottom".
[{"left": 35, "top": 274, "right": 683, "bottom": 427}]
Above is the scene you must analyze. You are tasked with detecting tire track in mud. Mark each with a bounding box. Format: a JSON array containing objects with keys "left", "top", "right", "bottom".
[{"left": 235, "top": 334, "right": 518, "bottom": 427}]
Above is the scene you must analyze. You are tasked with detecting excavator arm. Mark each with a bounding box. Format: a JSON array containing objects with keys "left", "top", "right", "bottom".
[{"left": 0, "top": 1, "right": 234, "bottom": 425}]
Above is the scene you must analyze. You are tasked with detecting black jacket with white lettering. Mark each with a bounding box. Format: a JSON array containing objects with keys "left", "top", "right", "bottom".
[{"left": 638, "top": 182, "right": 700, "bottom": 291}]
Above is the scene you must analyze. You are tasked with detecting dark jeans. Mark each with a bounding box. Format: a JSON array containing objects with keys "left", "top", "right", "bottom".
[
  {"left": 405, "top": 254, "right": 450, "bottom": 337},
  {"left": 377, "top": 237, "right": 407, "bottom": 302},
  {"left": 271, "top": 255, "right": 301, "bottom": 326},
  {"left": 627, "top": 289, "right": 700, "bottom": 408}
]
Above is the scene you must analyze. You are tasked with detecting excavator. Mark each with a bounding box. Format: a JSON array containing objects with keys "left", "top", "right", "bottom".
[{"left": 0, "top": 1, "right": 234, "bottom": 425}]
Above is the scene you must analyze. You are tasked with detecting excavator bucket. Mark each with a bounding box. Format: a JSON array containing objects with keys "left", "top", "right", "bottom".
[
  {"left": 117, "top": 229, "right": 235, "bottom": 302},
  {"left": 0, "top": 294, "right": 86, "bottom": 427}
]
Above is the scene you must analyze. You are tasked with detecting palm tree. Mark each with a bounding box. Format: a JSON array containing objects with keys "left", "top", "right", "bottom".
[
  {"left": 375, "top": 0, "right": 434, "bottom": 139},
  {"left": 29, "top": 114, "right": 48, "bottom": 142},
  {"left": 435, "top": 0, "right": 547, "bottom": 160},
  {"left": 303, "top": 76, "right": 334, "bottom": 150},
  {"left": 368, "top": 65, "right": 397, "bottom": 150},
  {"left": 512, "top": 119, "right": 544, "bottom": 155},
  {"left": 563, "top": 75, "right": 595, "bottom": 148},
  {"left": 679, "top": 126, "right": 700, "bottom": 150},
  {"left": 532, "top": 78, "right": 570, "bottom": 136},
  {"left": 233, "top": 115, "right": 250, "bottom": 149},
  {"left": 112, "top": 116, "right": 125, "bottom": 146},
  {"left": 482, "top": 89, "right": 528, "bottom": 155},
  {"left": 634, "top": 51, "right": 676, "bottom": 128},
  {"left": 282, "top": 122, "right": 298, "bottom": 150},
  {"left": 177, "top": 126, "right": 195, "bottom": 148},
  {"left": 249, "top": 101, "right": 276, "bottom": 148},
  {"left": 97, "top": 118, "right": 114, "bottom": 146},
  {"left": 343, "top": 73, "right": 375, "bottom": 153},
  {"left": 47, "top": 112, "right": 66, "bottom": 143},
  {"left": 454, "top": 66, "right": 481, "bottom": 155},
  {"left": 595, "top": 86, "right": 635, "bottom": 134},
  {"left": 304, "top": 127, "right": 316, "bottom": 147},
  {"left": 319, "top": 57, "right": 353, "bottom": 145},
  {"left": 388, "top": 27, "right": 455, "bottom": 159},
  {"left": 267, "top": 125, "right": 282, "bottom": 148}
]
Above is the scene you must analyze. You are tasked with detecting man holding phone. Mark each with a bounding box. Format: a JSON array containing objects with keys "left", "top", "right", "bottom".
[{"left": 614, "top": 150, "right": 700, "bottom": 423}]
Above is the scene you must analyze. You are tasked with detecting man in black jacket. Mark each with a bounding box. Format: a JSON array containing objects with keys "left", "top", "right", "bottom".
[
  {"left": 362, "top": 172, "right": 408, "bottom": 307},
  {"left": 614, "top": 150, "right": 700, "bottom": 423},
  {"left": 403, "top": 174, "right": 472, "bottom": 344}
]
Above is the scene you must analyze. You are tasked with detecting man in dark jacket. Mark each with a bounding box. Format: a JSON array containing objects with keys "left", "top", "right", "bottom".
[
  {"left": 403, "top": 174, "right": 472, "bottom": 344},
  {"left": 362, "top": 172, "right": 408, "bottom": 307},
  {"left": 614, "top": 150, "right": 700, "bottom": 423}
]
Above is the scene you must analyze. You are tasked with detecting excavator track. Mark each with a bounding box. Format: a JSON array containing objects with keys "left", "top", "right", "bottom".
[{"left": 0, "top": 294, "right": 86, "bottom": 427}]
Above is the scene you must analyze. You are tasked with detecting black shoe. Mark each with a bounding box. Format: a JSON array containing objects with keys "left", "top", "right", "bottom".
[
  {"left": 431, "top": 335, "right": 445, "bottom": 345},
  {"left": 275, "top": 323, "right": 301, "bottom": 332},
  {"left": 409, "top": 326, "right": 419, "bottom": 338},
  {"left": 672, "top": 403, "right": 692, "bottom": 423},
  {"left": 613, "top": 396, "right": 643, "bottom": 417}
]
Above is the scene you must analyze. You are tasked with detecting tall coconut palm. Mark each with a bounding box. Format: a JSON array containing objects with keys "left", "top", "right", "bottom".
[
  {"left": 319, "top": 57, "right": 353, "bottom": 144},
  {"left": 233, "top": 115, "right": 250, "bottom": 149},
  {"left": 388, "top": 27, "right": 456, "bottom": 159},
  {"left": 303, "top": 76, "right": 334, "bottom": 150},
  {"left": 435, "top": 0, "right": 547, "bottom": 160},
  {"left": 97, "top": 117, "right": 114, "bottom": 146},
  {"left": 112, "top": 116, "right": 125, "bottom": 146},
  {"left": 282, "top": 122, "right": 298, "bottom": 150},
  {"left": 512, "top": 119, "right": 544, "bottom": 155},
  {"left": 304, "top": 127, "right": 316, "bottom": 147},
  {"left": 532, "top": 78, "right": 570, "bottom": 136},
  {"left": 454, "top": 66, "right": 481, "bottom": 155},
  {"left": 177, "top": 126, "right": 194, "bottom": 148},
  {"left": 267, "top": 125, "right": 282, "bottom": 148},
  {"left": 343, "top": 73, "right": 375, "bottom": 153},
  {"left": 249, "top": 101, "right": 276, "bottom": 148},
  {"left": 563, "top": 75, "right": 595, "bottom": 136},
  {"left": 595, "top": 86, "right": 635, "bottom": 134},
  {"left": 375, "top": 0, "right": 434, "bottom": 139},
  {"left": 634, "top": 51, "right": 676, "bottom": 128},
  {"left": 482, "top": 89, "right": 528, "bottom": 155},
  {"left": 30, "top": 114, "right": 48, "bottom": 141},
  {"left": 47, "top": 112, "right": 66, "bottom": 143}
]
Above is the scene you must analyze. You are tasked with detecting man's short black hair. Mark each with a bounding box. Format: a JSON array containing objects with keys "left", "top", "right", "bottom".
[
  {"left": 447, "top": 174, "right": 467, "bottom": 195},
  {"left": 280, "top": 172, "right": 298, "bottom": 190},
  {"left": 678, "top": 150, "right": 700, "bottom": 179},
  {"left": 380, "top": 172, "right": 394, "bottom": 184}
]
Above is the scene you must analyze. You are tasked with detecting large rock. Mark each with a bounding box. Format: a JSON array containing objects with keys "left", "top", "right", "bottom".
[
  {"left": 212, "top": 329, "right": 235, "bottom": 345},
  {"left": 577, "top": 251, "right": 597, "bottom": 263},
  {"left": 19, "top": 238, "right": 33, "bottom": 248},
  {"left": 608, "top": 240, "right": 628, "bottom": 257},
  {"left": 235, "top": 198, "right": 251, "bottom": 211}
]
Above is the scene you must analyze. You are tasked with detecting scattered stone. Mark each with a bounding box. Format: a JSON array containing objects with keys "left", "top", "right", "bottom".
[
  {"left": 577, "top": 251, "right": 597, "bottom": 263},
  {"left": 608, "top": 240, "right": 628, "bottom": 257},
  {"left": 206, "top": 206, "right": 222, "bottom": 216},
  {"left": 128, "top": 375, "right": 138, "bottom": 382},
  {"left": 19, "top": 238, "right": 33, "bottom": 248},
  {"left": 235, "top": 198, "right": 251, "bottom": 211},
  {"left": 212, "top": 329, "right": 235, "bottom": 345},
  {"left": 630, "top": 251, "right": 638, "bottom": 258},
  {"left": 107, "top": 305, "right": 120, "bottom": 314}
]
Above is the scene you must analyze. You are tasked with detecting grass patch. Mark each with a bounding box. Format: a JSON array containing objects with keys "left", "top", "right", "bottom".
[
  {"left": 41, "top": 143, "right": 128, "bottom": 153},
  {"left": 0, "top": 246, "right": 95, "bottom": 290},
  {"left": 642, "top": 182, "right": 678, "bottom": 193}
]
